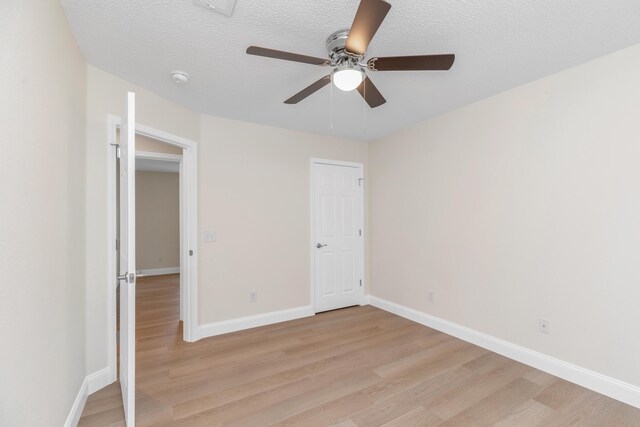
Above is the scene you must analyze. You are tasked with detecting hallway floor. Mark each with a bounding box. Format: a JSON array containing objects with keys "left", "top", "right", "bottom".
[{"left": 78, "top": 274, "right": 640, "bottom": 426}]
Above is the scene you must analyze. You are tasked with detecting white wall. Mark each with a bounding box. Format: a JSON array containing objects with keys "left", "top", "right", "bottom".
[
  {"left": 85, "top": 66, "right": 200, "bottom": 374},
  {"left": 136, "top": 171, "right": 180, "bottom": 271},
  {"left": 199, "top": 116, "right": 369, "bottom": 324},
  {"left": 369, "top": 44, "right": 640, "bottom": 387},
  {"left": 0, "top": 0, "right": 87, "bottom": 425}
]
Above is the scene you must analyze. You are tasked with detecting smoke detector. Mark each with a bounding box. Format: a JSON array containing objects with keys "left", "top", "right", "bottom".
[
  {"left": 171, "top": 71, "right": 190, "bottom": 84},
  {"left": 193, "top": 0, "right": 238, "bottom": 17}
]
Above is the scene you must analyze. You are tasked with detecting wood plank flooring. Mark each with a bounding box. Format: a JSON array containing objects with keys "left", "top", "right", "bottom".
[{"left": 79, "top": 274, "right": 640, "bottom": 426}]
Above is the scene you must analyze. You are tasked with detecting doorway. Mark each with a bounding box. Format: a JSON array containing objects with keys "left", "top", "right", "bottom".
[
  {"left": 107, "top": 116, "right": 199, "bottom": 390},
  {"left": 311, "top": 159, "right": 365, "bottom": 313},
  {"left": 135, "top": 143, "right": 183, "bottom": 322}
]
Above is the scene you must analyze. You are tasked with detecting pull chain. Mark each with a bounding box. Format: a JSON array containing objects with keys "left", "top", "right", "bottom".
[
  {"left": 330, "top": 75, "right": 334, "bottom": 132},
  {"left": 362, "top": 78, "right": 366, "bottom": 134}
]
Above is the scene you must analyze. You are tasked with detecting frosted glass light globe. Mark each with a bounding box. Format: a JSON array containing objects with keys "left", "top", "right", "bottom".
[{"left": 332, "top": 68, "right": 364, "bottom": 92}]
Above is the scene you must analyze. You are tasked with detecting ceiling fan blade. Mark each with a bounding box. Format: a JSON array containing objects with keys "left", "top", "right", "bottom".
[
  {"left": 368, "top": 54, "right": 455, "bottom": 71},
  {"left": 356, "top": 76, "right": 386, "bottom": 108},
  {"left": 246, "top": 46, "right": 330, "bottom": 66},
  {"left": 345, "top": 0, "right": 392, "bottom": 56},
  {"left": 284, "top": 75, "right": 332, "bottom": 104}
]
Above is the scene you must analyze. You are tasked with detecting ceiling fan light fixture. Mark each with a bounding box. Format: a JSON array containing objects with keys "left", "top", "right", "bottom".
[
  {"left": 332, "top": 66, "right": 364, "bottom": 92},
  {"left": 245, "top": 0, "right": 455, "bottom": 108}
]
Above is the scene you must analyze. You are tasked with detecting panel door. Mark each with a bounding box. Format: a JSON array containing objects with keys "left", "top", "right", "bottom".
[{"left": 314, "top": 162, "right": 363, "bottom": 313}]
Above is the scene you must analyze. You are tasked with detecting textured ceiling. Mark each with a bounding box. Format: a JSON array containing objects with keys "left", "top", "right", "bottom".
[{"left": 61, "top": 0, "right": 640, "bottom": 141}]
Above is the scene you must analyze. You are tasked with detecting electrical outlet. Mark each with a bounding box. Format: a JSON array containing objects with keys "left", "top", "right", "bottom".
[
  {"left": 249, "top": 291, "right": 257, "bottom": 303},
  {"left": 427, "top": 290, "right": 435, "bottom": 303},
  {"left": 539, "top": 318, "right": 550, "bottom": 334}
]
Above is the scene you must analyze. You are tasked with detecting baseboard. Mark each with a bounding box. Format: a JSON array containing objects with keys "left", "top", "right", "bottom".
[
  {"left": 64, "top": 367, "right": 116, "bottom": 426},
  {"left": 64, "top": 376, "right": 88, "bottom": 427},
  {"left": 139, "top": 267, "right": 180, "bottom": 277},
  {"left": 87, "top": 367, "right": 112, "bottom": 394},
  {"left": 368, "top": 295, "right": 640, "bottom": 409},
  {"left": 198, "top": 305, "right": 314, "bottom": 340}
]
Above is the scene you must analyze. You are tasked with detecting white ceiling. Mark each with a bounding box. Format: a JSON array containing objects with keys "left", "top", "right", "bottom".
[
  {"left": 61, "top": 0, "right": 640, "bottom": 141},
  {"left": 136, "top": 158, "right": 180, "bottom": 173}
]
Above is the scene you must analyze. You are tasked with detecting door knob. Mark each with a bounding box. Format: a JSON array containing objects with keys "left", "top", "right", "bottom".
[{"left": 316, "top": 243, "right": 327, "bottom": 248}]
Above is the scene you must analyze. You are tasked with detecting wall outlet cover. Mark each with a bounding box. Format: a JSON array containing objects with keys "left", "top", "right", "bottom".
[{"left": 539, "top": 318, "right": 551, "bottom": 334}]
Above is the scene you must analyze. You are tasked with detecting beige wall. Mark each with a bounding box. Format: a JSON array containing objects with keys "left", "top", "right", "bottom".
[
  {"left": 198, "top": 116, "right": 369, "bottom": 323},
  {"left": 369, "top": 44, "right": 640, "bottom": 387},
  {"left": 117, "top": 131, "right": 184, "bottom": 155},
  {"left": 137, "top": 133, "right": 183, "bottom": 154},
  {"left": 136, "top": 171, "right": 180, "bottom": 271},
  {"left": 85, "top": 66, "right": 200, "bottom": 374},
  {"left": 0, "top": 0, "right": 87, "bottom": 425}
]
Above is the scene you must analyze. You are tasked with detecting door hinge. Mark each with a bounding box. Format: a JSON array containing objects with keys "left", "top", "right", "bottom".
[
  {"left": 359, "top": 229, "right": 362, "bottom": 237},
  {"left": 358, "top": 177, "right": 364, "bottom": 186},
  {"left": 189, "top": 250, "right": 194, "bottom": 256},
  {"left": 115, "top": 238, "right": 120, "bottom": 251},
  {"left": 360, "top": 279, "right": 363, "bottom": 287}
]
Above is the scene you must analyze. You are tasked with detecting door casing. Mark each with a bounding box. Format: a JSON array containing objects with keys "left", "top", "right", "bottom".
[{"left": 106, "top": 115, "right": 199, "bottom": 389}]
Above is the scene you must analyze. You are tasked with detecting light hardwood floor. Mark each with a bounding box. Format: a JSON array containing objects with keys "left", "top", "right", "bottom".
[{"left": 79, "top": 274, "right": 640, "bottom": 426}]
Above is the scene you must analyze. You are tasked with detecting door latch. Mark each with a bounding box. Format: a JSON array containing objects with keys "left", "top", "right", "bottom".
[{"left": 117, "top": 272, "right": 136, "bottom": 283}]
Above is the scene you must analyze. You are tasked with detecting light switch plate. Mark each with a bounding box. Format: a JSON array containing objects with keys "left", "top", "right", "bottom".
[{"left": 203, "top": 231, "right": 216, "bottom": 242}]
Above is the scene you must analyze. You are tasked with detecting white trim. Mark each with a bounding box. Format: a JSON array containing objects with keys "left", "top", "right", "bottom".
[
  {"left": 309, "top": 158, "right": 365, "bottom": 313},
  {"left": 198, "top": 306, "right": 314, "bottom": 340},
  {"left": 64, "top": 368, "right": 114, "bottom": 426},
  {"left": 135, "top": 150, "right": 182, "bottom": 162},
  {"left": 106, "top": 115, "right": 118, "bottom": 387},
  {"left": 368, "top": 295, "right": 640, "bottom": 409},
  {"left": 106, "top": 114, "right": 200, "bottom": 394},
  {"left": 138, "top": 267, "right": 180, "bottom": 276},
  {"left": 87, "top": 367, "right": 112, "bottom": 395},
  {"left": 64, "top": 376, "right": 88, "bottom": 427},
  {"left": 311, "top": 158, "right": 364, "bottom": 168}
]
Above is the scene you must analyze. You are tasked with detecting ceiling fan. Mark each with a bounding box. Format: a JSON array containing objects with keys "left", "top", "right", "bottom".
[{"left": 246, "top": 0, "right": 455, "bottom": 108}]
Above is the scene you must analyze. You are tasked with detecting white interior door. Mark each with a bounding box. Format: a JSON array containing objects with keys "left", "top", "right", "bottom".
[
  {"left": 313, "top": 161, "right": 364, "bottom": 313},
  {"left": 118, "top": 92, "right": 136, "bottom": 426}
]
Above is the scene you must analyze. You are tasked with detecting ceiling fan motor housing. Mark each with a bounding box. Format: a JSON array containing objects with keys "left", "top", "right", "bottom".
[{"left": 326, "top": 29, "right": 364, "bottom": 65}]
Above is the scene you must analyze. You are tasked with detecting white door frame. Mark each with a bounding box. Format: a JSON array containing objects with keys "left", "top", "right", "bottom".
[
  {"left": 309, "top": 158, "right": 365, "bottom": 313},
  {"left": 106, "top": 115, "right": 199, "bottom": 385}
]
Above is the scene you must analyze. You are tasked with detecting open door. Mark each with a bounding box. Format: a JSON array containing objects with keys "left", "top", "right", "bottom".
[{"left": 118, "top": 92, "right": 136, "bottom": 426}]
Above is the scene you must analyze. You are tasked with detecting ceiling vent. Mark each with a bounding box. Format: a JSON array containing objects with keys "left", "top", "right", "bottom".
[{"left": 193, "top": 0, "right": 238, "bottom": 17}]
